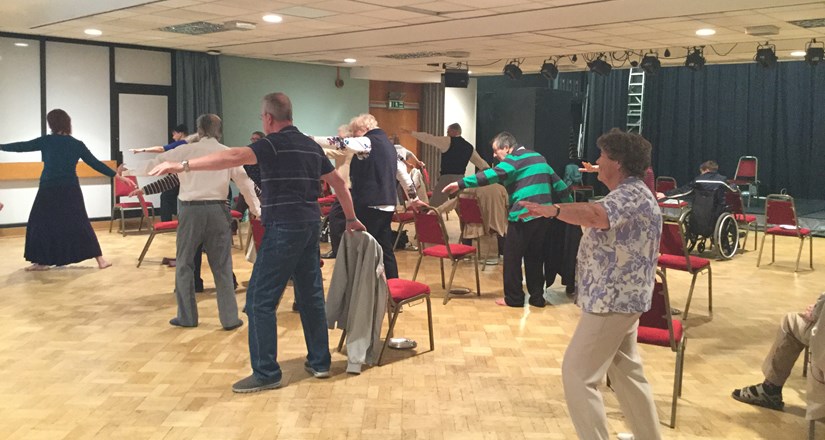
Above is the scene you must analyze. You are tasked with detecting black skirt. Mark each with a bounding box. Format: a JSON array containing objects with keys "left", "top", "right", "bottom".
[{"left": 25, "top": 183, "right": 103, "bottom": 266}]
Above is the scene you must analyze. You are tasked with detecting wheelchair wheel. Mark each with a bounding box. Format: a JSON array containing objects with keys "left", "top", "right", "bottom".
[
  {"left": 319, "top": 216, "right": 330, "bottom": 243},
  {"left": 714, "top": 212, "right": 739, "bottom": 260},
  {"left": 679, "top": 209, "right": 698, "bottom": 252}
]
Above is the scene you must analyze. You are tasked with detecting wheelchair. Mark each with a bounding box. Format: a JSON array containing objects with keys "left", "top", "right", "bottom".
[{"left": 670, "top": 180, "right": 741, "bottom": 260}]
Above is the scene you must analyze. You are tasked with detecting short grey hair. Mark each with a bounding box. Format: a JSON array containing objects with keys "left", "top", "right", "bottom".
[
  {"left": 351, "top": 114, "right": 378, "bottom": 133},
  {"left": 337, "top": 124, "right": 352, "bottom": 137},
  {"left": 492, "top": 131, "right": 518, "bottom": 149},
  {"left": 262, "top": 92, "right": 293, "bottom": 122},
  {"left": 196, "top": 114, "right": 222, "bottom": 139},
  {"left": 447, "top": 123, "right": 462, "bottom": 134}
]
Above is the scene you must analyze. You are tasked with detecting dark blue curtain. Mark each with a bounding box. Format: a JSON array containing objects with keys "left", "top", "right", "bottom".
[
  {"left": 643, "top": 61, "right": 825, "bottom": 199},
  {"left": 581, "top": 70, "right": 631, "bottom": 161},
  {"left": 175, "top": 51, "right": 223, "bottom": 132}
]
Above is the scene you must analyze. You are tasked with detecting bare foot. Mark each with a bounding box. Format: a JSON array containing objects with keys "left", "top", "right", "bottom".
[
  {"left": 25, "top": 263, "right": 50, "bottom": 271},
  {"left": 96, "top": 256, "right": 112, "bottom": 269},
  {"left": 495, "top": 298, "right": 507, "bottom": 306}
]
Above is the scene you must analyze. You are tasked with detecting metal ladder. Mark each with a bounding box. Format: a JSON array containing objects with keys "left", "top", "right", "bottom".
[{"left": 626, "top": 68, "right": 645, "bottom": 134}]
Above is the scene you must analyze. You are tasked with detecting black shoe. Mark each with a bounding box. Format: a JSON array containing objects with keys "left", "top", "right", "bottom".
[
  {"left": 528, "top": 297, "right": 546, "bottom": 308},
  {"left": 565, "top": 284, "right": 576, "bottom": 295},
  {"left": 292, "top": 302, "right": 299, "bottom": 312},
  {"left": 321, "top": 251, "right": 336, "bottom": 259},
  {"left": 169, "top": 317, "right": 197, "bottom": 328},
  {"left": 195, "top": 282, "right": 204, "bottom": 293},
  {"left": 232, "top": 374, "right": 281, "bottom": 393},
  {"left": 223, "top": 320, "right": 244, "bottom": 331}
]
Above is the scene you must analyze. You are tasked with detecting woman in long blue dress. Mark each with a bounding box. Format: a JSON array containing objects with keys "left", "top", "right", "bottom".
[{"left": 0, "top": 109, "right": 134, "bottom": 270}]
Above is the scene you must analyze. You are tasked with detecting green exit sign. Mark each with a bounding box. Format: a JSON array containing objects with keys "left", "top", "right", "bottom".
[{"left": 388, "top": 99, "right": 405, "bottom": 109}]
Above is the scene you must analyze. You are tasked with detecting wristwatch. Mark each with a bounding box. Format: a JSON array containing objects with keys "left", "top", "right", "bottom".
[
  {"left": 181, "top": 160, "right": 190, "bottom": 172},
  {"left": 551, "top": 204, "right": 561, "bottom": 219}
]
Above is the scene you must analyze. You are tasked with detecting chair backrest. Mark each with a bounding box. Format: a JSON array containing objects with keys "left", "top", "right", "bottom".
[
  {"left": 638, "top": 273, "right": 678, "bottom": 351},
  {"left": 656, "top": 176, "right": 677, "bottom": 193},
  {"left": 765, "top": 194, "right": 798, "bottom": 228},
  {"left": 413, "top": 207, "right": 449, "bottom": 247},
  {"left": 114, "top": 175, "right": 138, "bottom": 199},
  {"left": 734, "top": 156, "right": 758, "bottom": 181},
  {"left": 421, "top": 166, "right": 431, "bottom": 189},
  {"left": 457, "top": 195, "right": 484, "bottom": 226},
  {"left": 250, "top": 218, "right": 265, "bottom": 250},
  {"left": 725, "top": 187, "right": 746, "bottom": 216},
  {"left": 659, "top": 220, "right": 692, "bottom": 270}
]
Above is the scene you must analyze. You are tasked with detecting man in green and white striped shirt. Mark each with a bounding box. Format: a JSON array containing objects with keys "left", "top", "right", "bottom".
[{"left": 444, "top": 131, "right": 572, "bottom": 308}]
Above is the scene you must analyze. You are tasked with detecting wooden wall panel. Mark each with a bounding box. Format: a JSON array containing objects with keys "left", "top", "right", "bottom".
[
  {"left": 0, "top": 161, "right": 117, "bottom": 181},
  {"left": 369, "top": 81, "right": 422, "bottom": 157}
]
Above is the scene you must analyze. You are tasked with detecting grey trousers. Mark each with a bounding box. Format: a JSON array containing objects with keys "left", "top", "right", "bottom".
[
  {"left": 175, "top": 201, "right": 241, "bottom": 328},
  {"left": 430, "top": 173, "right": 465, "bottom": 207},
  {"left": 764, "top": 312, "right": 813, "bottom": 386}
]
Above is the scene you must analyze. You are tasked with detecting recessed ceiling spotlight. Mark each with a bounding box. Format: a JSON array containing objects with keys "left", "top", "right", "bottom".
[
  {"left": 84, "top": 28, "right": 103, "bottom": 36},
  {"left": 262, "top": 14, "right": 283, "bottom": 23},
  {"left": 695, "top": 28, "right": 716, "bottom": 36},
  {"left": 343, "top": 58, "right": 356, "bottom": 63},
  {"left": 791, "top": 50, "right": 807, "bottom": 57},
  {"left": 14, "top": 42, "right": 29, "bottom": 47},
  {"left": 467, "top": 70, "right": 473, "bottom": 75}
]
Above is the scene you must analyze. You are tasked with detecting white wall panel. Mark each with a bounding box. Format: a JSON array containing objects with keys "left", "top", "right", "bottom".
[
  {"left": 0, "top": 36, "right": 42, "bottom": 162},
  {"left": 114, "top": 48, "right": 171, "bottom": 86},
  {"left": 444, "top": 78, "right": 478, "bottom": 176},
  {"left": 119, "top": 93, "right": 169, "bottom": 208}
]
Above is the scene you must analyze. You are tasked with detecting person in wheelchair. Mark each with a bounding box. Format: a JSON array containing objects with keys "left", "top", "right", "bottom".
[{"left": 656, "top": 160, "right": 741, "bottom": 259}]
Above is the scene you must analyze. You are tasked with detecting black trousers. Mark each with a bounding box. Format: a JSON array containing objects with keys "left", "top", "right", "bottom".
[
  {"left": 356, "top": 205, "right": 398, "bottom": 279},
  {"left": 159, "top": 187, "right": 180, "bottom": 222},
  {"left": 327, "top": 200, "right": 346, "bottom": 255},
  {"left": 503, "top": 218, "right": 550, "bottom": 306}
]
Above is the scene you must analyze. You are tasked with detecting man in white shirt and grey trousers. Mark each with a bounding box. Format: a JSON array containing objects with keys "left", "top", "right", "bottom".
[{"left": 131, "top": 114, "right": 260, "bottom": 330}]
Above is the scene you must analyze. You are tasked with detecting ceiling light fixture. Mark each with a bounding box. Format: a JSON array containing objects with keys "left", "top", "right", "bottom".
[
  {"left": 206, "top": 50, "right": 221, "bottom": 56},
  {"left": 84, "top": 28, "right": 102, "bottom": 36},
  {"left": 695, "top": 28, "right": 716, "bottom": 36},
  {"left": 805, "top": 38, "right": 825, "bottom": 66},
  {"left": 754, "top": 42, "right": 778, "bottom": 68},
  {"left": 540, "top": 58, "right": 559, "bottom": 80},
  {"left": 640, "top": 53, "right": 661, "bottom": 75},
  {"left": 685, "top": 47, "right": 706, "bottom": 71},
  {"left": 14, "top": 42, "right": 29, "bottom": 47},
  {"left": 587, "top": 53, "right": 612, "bottom": 76},
  {"left": 791, "top": 50, "right": 807, "bottom": 57},
  {"left": 343, "top": 58, "right": 356, "bottom": 63},
  {"left": 262, "top": 14, "right": 283, "bottom": 23},
  {"left": 503, "top": 59, "right": 523, "bottom": 80}
]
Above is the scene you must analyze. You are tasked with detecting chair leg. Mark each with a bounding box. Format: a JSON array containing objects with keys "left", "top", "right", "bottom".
[
  {"left": 811, "top": 236, "right": 814, "bottom": 269},
  {"left": 683, "top": 273, "right": 699, "bottom": 320},
  {"left": 439, "top": 259, "right": 445, "bottom": 289},
  {"left": 412, "top": 254, "right": 424, "bottom": 280},
  {"left": 752, "top": 222, "right": 758, "bottom": 251},
  {"left": 136, "top": 232, "right": 156, "bottom": 267},
  {"left": 393, "top": 222, "right": 405, "bottom": 249},
  {"left": 756, "top": 232, "right": 768, "bottom": 267},
  {"left": 426, "top": 297, "right": 434, "bottom": 351},
  {"left": 707, "top": 266, "right": 712, "bottom": 315},
  {"left": 796, "top": 236, "right": 806, "bottom": 272},
  {"left": 810, "top": 420, "right": 816, "bottom": 440},
  {"left": 138, "top": 211, "right": 145, "bottom": 232},
  {"left": 804, "top": 346, "right": 810, "bottom": 378},
  {"left": 771, "top": 235, "right": 776, "bottom": 264},
  {"left": 337, "top": 329, "right": 346, "bottom": 352},
  {"left": 120, "top": 209, "right": 127, "bottom": 237},
  {"left": 109, "top": 207, "right": 116, "bottom": 233},
  {"left": 474, "top": 254, "right": 481, "bottom": 297},
  {"left": 377, "top": 307, "right": 401, "bottom": 366},
  {"left": 443, "top": 260, "right": 460, "bottom": 305}
]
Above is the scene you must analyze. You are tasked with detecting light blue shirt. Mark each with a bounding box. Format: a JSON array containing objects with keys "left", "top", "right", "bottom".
[{"left": 576, "top": 176, "right": 662, "bottom": 314}]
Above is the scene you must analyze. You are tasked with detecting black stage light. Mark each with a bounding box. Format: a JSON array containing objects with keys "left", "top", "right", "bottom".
[
  {"left": 640, "top": 53, "right": 661, "bottom": 75},
  {"left": 664, "top": 48, "right": 671, "bottom": 58},
  {"left": 540, "top": 59, "right": 559, "bottom": 80},
  {"left": 685, "top": 47, "right": 705, "bottom": 71},
  {"left": 630, "top": 60, "right": 639, "bottom": 67},
  {"left": 755, "top": 43, "right": 778, "bottom": 68},
  {"left": 806, "top": 39, "right": 825, "bottom": 66},
  {"left": 571, "top": 54, "right": 578, "bottom": 63},
  {"left": 503, "top": 60, "right": 523, "bottom": 79},
  {"left": 587, "top": 54, "right": 612, "bottom": 76}
]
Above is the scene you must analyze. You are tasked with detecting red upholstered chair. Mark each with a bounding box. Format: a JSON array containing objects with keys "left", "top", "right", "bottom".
[
  {"left": 757, "top": 194, "right": 813, "bottom": 271},
  {"left": 655, "top": 176, "right": 677, "bottom": 194},
  {"left": 421, "top": 166, "right": 433, "bottom": 199},
  {"left": 412, "top": 206, "right": 481, "bottom": 304},
  {"left": 570, "top": 184, "right": 594, "bottom": 201},
  {"left": 377, "top": 278, "right": 434, "bottom": 365},
  {"left": 637, "top": 274, "right": 686, "bottom": 428},
  {"left": 732, "top": 156, "right": 759, "bottom": 207},
  {"left": 392, "top": 210, "right": 415, "bottom": 249},
  {"left": 109, "top": 175, "right": 154, "bottom": 236},
  {"left": 136, "top": 194, "right": 178, "bottom": 267},
  {"left": 250, "top": 218, "right": 265, "bottom": 251},
  {"left": 725, "top": 188, "right": 757, "bottom": 251},
  {"left": 657, "top": 219, "right": 712, "bottom": 320},
  {"left": 230, "top": 209, "right": 246, "bottom": 250},
  {"left": 456, "top": 194, "right": 493, "bottom": 271}
]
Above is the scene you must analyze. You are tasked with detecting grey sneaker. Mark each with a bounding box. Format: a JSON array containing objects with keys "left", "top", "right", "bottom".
[
  {"left": 304, "top": 362, "right": 330, "bottom": 379},
  {"left": 232, "top": 374, "right": 281, "bottom": 393}
]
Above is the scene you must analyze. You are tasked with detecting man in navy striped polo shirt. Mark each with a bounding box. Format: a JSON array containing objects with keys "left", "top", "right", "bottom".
[{"left": 150, "top": 92, "right": 365, "bottom": 393}]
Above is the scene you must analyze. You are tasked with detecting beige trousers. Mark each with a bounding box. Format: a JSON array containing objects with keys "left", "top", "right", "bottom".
[
  {"left": 563, "top": 311, "right": 662, "bottom": 440},
  {"left": 763, "top": 312, "right": 813, "bottom": 386}
]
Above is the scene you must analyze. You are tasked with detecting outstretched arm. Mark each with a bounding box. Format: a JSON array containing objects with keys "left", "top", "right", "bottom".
[
  {"left": 149, "top": 147, "right": 257, "bottom": 175},
  {"left": 519, "top": 200, "right": 610, "bottom": 229}
]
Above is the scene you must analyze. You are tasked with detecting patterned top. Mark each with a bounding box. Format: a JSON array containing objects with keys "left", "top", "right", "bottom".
[
  {"left": 576, "top": 176, "right": 662, "bottom": 314},
  {"left": 458, "top": 147, "right": 572, "bottom": 222}
]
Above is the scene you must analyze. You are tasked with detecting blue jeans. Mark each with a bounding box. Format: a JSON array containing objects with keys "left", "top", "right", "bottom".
[{"left": 246, "top": 221, "right": 330, "bottom": 381}]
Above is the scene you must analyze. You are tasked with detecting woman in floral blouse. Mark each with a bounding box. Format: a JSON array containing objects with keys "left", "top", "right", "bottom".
[{"left": 520, "top": 128, "right": 663, "bottom": 440}]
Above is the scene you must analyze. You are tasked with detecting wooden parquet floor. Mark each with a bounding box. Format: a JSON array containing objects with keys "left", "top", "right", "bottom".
[{"left": 0, "top": 221, "right": 823, "bottom": 439}]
